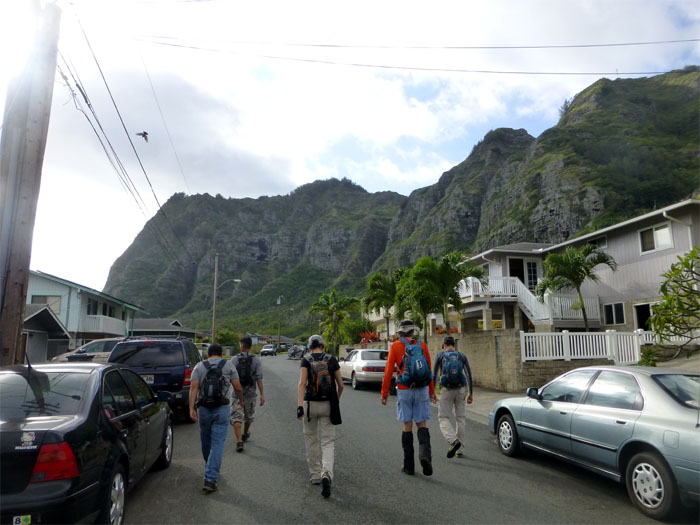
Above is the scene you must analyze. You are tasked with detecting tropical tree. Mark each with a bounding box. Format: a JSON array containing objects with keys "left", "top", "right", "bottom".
[
  {"left": 308, "top": 289, "right": 360, "bottom": 355},
  {"left": 364, "top": 269, "right": 405, "bottom": 342},
  {"left": 395, "top": 269, "right": 442, "bottom": 340},
  {"left": 411, "top": 252, "right": 487, "bottom": 332},
  {"left": 649, "top": 246, "right": 700, "bottom": 348},
  {"left": 535, "top": 244, "right": 618, "bottom": 331}
]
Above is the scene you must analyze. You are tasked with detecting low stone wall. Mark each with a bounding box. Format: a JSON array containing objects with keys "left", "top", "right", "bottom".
[{"left": 424, "top": 330, "right": 612, "bottom": 393}]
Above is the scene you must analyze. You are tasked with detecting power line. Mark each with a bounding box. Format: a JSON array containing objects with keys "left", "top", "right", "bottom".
[
  {"left": 137, "top": 45, "right": 191, "bottom": 193},
  {"left": 136, "top": 38, "right": 669, "bottom": 76}
]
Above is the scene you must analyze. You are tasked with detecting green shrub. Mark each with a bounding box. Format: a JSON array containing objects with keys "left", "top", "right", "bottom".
[{"left": 638, "top": 346, "right": 658, "bottom": 367}]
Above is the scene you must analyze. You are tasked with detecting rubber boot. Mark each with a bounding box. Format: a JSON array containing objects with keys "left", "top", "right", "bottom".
[
  {"left": 417, "top": 427, "right": 433, "bottom": 476},
  {"left": 401, "top": 431, "right": 415, "bottom": 475}
]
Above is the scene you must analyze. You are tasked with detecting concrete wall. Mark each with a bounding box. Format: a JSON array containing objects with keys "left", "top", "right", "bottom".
[{"left": 424, "top": 330, "right": 611, "bottom": 393}]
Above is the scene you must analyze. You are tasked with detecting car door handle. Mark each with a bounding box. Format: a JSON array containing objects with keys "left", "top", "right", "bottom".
[
  {"left": 616, "top": 420, "right": 627, "bottom": 425},
  {"left": 559, "top": 411, "right": 568, "bottom": 415}
]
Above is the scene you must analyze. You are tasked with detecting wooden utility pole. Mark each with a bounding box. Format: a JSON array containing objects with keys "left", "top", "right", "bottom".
[
  {"left": 0, "top": 1, "right": 61, "bottom": 366},
  {"left": 211, "top": 253, "right": 219, "bottom": 343}
]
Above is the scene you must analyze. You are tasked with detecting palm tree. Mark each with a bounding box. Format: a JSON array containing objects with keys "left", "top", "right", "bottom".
[
  {"left": 535, "top": 244, "right": 618, "bottom": 331},
  {"left": 396, "top": 270, "right": 442, "bottom": 340},
  {"left": 412, "top": 252, "right": 487, "bottom": 332},
  {"left": 364, "top": 270, "right": 404, "bottom": 343},
  {"left": 308, "top": 289, "right": 360, "bottom": 355}
]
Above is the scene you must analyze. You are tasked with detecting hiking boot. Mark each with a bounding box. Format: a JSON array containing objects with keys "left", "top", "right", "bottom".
[
  {"left": 447, "top": 439, "right": 462, "bottom": 459},
  {"left": 203, "top": 481, "right": 217, "bottom": 493},
  {"left": 242, "top": 432, "right": 250, "bottom": 442},
  {"left": 401, "top": 465, "right": 415, "bottom": 475},
  {"left": 417, "top": 427, "right": 433, "bottom": 476},
  {"left": 310, "top": 477, "right": 322, "bottom": 485},
  {"left": 321, "top": 474, "right": 331, "bottom": 498},
  {"left": 236, "top": 441, "right": 244, "bottom": 453}
]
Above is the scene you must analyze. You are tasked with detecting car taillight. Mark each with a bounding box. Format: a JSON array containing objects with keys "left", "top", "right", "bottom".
[
  {"left": 184, "top": 367, "right": 193, "bottom": 386},
  {"left": 30, "top": 442, "right": 79, "bottom": 482},
  {"left": 362, "top": 366, "right": 385, "bottom": 372}
]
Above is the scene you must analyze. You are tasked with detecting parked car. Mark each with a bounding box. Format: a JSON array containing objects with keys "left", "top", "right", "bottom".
[
  {"left": 52, "top": 337, "right": 125, "bottom": 363},
  {"left": 108, "top": 338, "right": 202, "bottom": 421},
  {"left": 488, "top": 366, "right": 700, "bottom": 520},
  {"left": 339, "top": 349, "right": 389, "bottom": 390},
  {"left": 260, "top": 344, "right": 277, "bottom": 356},
  {"left": 0, "top": 362, "right": 173, "bottom": 525}
]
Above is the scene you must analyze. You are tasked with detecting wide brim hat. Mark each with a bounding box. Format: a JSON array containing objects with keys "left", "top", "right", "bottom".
[{"left": 397, "top": 320, "right": 416, "bottom": 333}]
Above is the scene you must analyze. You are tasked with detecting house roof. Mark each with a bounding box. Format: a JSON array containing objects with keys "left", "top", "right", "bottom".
[
  {"left": 30, "top": 270, "right": 147, "bottom": 313},
  {"left": 469, "top": 242, "right": 554, "bottom": 262},
  {"left": 132, "top": 318, "right": 196, "bottom": 332},
  {"left": 24, "top": 304, "right": 70, "bottom": 339}
]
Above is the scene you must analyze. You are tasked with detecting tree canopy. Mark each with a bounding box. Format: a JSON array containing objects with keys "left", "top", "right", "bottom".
[{"left": 308, "top": 288, "right": 360, "bottom": 355}]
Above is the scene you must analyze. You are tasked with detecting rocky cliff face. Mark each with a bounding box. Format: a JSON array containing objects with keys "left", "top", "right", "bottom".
[{"left": 104, "top": 67, "right": 699, "bottom": 329}]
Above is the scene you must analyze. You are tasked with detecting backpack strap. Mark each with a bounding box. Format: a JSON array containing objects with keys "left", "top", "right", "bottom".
[
  {"left": 216, "top": 359, "right": 226, "bottom": 370},
  {"left": 203, "top": 360, "right": 212, "bottom": 371}
]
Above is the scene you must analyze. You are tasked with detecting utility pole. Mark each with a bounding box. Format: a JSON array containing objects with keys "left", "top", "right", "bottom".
[
  {"left": 211, "top": 253, "right": 219, "bottom": 344},
  {"left": 0, "top": 1, "right": 61, "bottom": 366},
  {"left": 277, "top": 295, "right": 282, "bottom": 350}
]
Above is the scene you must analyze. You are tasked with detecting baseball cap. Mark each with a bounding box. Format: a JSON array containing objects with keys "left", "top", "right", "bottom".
[
  {"left": 443, "top": 336, "right": 456, "bottom": 347},
  {"left": 308, "top": 334, "right": 324, "bottom": 347}
]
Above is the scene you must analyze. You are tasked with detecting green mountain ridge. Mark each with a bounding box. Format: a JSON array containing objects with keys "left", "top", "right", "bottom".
[{"left": 104, "top": 67, "right": 700, "bottom": 337}]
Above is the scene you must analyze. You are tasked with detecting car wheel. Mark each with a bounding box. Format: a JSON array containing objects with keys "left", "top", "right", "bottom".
[
  {"left": 496, "top": 413, "right": 520, "bottom": 457},
  {"left": 152, "top": 421, "right": 174, "bottom": 470},
  {"left": 98, "top": 463, "right": 126, "bottom": 525},
  {"left": 626, "top": 451, "right": 678, "bottom": 520},
  {"left": 351, "top": 373, "right": 361, "bottom": 390}
]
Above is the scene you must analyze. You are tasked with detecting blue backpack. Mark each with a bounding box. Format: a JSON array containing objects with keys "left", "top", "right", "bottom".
[
  {"left": 397, "top": 338, "right": 432, "bottom": 388},
  {"left": 440, "top": 351, "right": 466, "bottom": 388}
]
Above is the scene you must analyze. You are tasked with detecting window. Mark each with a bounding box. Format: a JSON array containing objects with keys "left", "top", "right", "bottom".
[
  {"left": 107, "top": 305, "right": 116, "bottom": 318},
  {"left": 526, "top": 262, "right": 538, "bottom": 292},
  {"left": 653, "top": 374, "right": 700, "bottom": 409},
  {"left": 120, "top": 369, "right": 153, "bottom": 409},
  {"left": 104, "top": 371, "right": 135, "bottom": 415},
  {"left": 604, "top": 303, "right": 625, "bottom": 325},
  {"left": 0, "top": 371, "right": 89, "bottom": 420},
  {"left": 540, "top": 370, "right": 597, "bottom": 403},
  {"left": 639, "top": 223, "right": 673, "bottom": 253},
  {"left": 585, "top": 371, "right": 643, "bottom": 410},
  {"left": 588, "top": 236, "right": 608, "bottom": 249},
  {"left": 109, "top": 342, "right": 184, "bottom": 367},
  {"left": 87, "top": 298, "right": 98, "bottom": 315},
  {"left": 362, "top": 351, "right": 388, "bottom": 361},
  {"left": 102, "top": 303, "right": 108, "bottom": 316},
  {"left": 31, "top": 295, "right": 62, "bottom": 314}
]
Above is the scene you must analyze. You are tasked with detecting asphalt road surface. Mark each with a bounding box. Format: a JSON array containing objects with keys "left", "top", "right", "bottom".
[{"left": 124, "top": 357, "right": 695, "bottom": 524}]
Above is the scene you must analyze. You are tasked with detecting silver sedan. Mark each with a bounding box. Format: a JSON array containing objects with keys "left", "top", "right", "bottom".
[
  {"left": 488, "top": 366, "right": 699, "bottom": 521},
  {"left": 339, "top": 349, "right": 388, "bottom": 390}
]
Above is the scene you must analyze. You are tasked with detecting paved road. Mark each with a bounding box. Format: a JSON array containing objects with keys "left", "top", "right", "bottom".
[{"left": 124, "top": 357, "right": 689, "bottom": 524}]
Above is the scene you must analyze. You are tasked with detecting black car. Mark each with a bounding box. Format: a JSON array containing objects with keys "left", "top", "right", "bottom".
[
  {"left": 0, "top": 362, "right": 173, "bottom": 525},
  {"left": 108, "top": 338, "right": 202, "bottom": 421}
]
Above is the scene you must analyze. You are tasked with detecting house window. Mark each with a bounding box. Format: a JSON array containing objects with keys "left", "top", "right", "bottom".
[
  {"left": 588, "top": 236, "right": 607, "bottom": 249},
  {"left": 87, "top": 298, "right": 98, "bottom": 315},
  {"left": 107, "top": 305, "right": 116, "bottom": 318},
  {"left": 526, "top": 262, "right": 538, "bottom": 292},
  {"left": 31, "top": 295, "right": 61, "bottom": 314},
  {"left": 639, "top": 223, "right": 672, "bottom": 254},
  {"left": 604, "top": 303, "right": 625, "bottom": 325}
]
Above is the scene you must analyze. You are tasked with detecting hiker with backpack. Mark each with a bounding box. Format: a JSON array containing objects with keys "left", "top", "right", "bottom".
[
  {"left": 230, "top": 336, "right": 265, "bottom": 452},
  {"left": 297, "top": 334, "right": 343, "bottom": 498},
  {"left": 433, "top": 336, "right": 473, "bottom": 459},
  {"left": 381, "top": 320, "right": 437, "bottom": 477},
  {"left": 189, "top": 343, "right": 244, "bottom": 493}
]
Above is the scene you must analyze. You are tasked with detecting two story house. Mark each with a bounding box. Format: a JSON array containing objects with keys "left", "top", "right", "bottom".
[
  {"left": 27, "top": 270, "right": 145, "bottom": 355},
  {"left": 462, "top": 198, "right": 699, "bottom": 333}
]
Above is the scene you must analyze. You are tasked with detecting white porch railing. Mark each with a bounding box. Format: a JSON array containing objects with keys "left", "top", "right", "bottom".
[
  {"left": 462, "top": 276, "right": 600, "bottom": 324},
  {"left": 80, "top": 315, "right": 127, "bottom": 336},
  {"left": 518, "top": 329, "right": 681, "bottom": 365}
]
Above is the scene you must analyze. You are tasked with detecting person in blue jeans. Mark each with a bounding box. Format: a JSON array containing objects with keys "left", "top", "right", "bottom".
[{"left": 189, "top": 344, "right": 243, "bottom": 493}]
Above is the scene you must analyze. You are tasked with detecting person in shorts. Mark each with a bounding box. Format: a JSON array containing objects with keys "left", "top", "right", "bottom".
[{"left": 230, "top": 336, "right": 265, "bottom": 452}]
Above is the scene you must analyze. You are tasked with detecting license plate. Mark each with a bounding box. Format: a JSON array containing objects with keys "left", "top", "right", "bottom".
[
  {"left": 13, "top": 516, "right": 31, "bottom": 525},
  {"left": 141, "top": 374, "right": 154, "bottom": 384}
]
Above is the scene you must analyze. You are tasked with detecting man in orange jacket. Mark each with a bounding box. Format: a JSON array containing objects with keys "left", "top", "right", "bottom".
[{"left": 381, "top": 320, "right": 437, "bottom": 476}]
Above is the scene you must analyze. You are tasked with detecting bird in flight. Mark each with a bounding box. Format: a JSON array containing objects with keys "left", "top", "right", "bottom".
[{"left": 136, "top": 131, "right": 149, "bottom": 143}]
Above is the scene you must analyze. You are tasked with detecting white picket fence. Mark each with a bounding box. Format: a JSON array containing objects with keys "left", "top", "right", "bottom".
[{"left": 519, "top": 329, "right": 669, "bottom": 365}]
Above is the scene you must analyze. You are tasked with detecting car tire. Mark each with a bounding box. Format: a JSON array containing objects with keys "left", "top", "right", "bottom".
[
  {"left": 152, "top": 421, "right": 174, "bottom": 471},
  {"left": 98, "top": 462, "right": 126, "bottom": 525},
  {"left": 496, "top": 413, "right": 520, "bottom": 457},
  {"left": 625, "top": 451, "right": 679, "bottom": 520},
  {"left": 351, "top": 373, "right": 361, "bottom": 390}
]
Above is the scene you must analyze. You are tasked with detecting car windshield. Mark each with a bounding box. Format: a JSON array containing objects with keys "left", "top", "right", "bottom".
[
  {"left": 0, "top": 370, "right": 90, "bottom": 420},
  {"left": 362, "top": 351, "right": 388, "bottom": 361},
  {"left": 652, "top": 374, "right": 700, "bottom": 408},
  {"left": 110, "top": 342, "right": 184, "bottom": 366}
]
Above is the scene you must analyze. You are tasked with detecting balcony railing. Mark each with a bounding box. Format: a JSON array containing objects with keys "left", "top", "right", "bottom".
[{"left": 80, "top": 315, "right": 127, "bottom": 336}]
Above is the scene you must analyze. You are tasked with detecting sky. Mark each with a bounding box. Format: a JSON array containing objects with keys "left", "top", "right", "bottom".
[{"left": 1, "top": 0, "right": 699, "bottom": 293}]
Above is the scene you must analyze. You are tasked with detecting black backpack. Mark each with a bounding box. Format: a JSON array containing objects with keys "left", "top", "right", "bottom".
[
  {"left": 305, "top": 353, "right": 333, "bottom": 401},
  {"left": 197, "top": 359, "right": 229, "bottom": 408},
  {"left": 236, "top": 355, "right": 255, "bottom": 387}
]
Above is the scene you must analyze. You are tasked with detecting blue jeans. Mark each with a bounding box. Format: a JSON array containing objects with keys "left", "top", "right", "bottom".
[{"left": 198, "top": 404, "right": 230, "bottom": 483}]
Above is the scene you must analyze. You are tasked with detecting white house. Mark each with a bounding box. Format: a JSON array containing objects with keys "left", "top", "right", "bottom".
[{"left": 27, "top": 270, "right": 144, "bottom": 352}]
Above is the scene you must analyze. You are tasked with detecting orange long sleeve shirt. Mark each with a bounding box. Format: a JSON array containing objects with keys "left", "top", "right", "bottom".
[{"left": 381, "top": 338, "right": 435, "bottom": 399}]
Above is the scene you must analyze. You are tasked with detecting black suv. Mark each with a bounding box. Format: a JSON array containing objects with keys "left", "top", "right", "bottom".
[{"left": 108, "top": 338, "right": 202, "bottom": 421}]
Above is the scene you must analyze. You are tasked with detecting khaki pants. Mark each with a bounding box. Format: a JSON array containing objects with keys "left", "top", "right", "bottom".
[
  {"left": 438, "top": 386, "right": 467, "bottom": 444},
  {"left": 303, "top": 401, "right": 336, "bottom": 481}
]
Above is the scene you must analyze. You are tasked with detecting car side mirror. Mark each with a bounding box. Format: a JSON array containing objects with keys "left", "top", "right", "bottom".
[
  {"left": 526, "top": 387, "right": 540, "bottom": 400},
  {"left": 338, "top": 357, "right": 345, "bottom": 362},
  {"left": 157, "top": 391, "right": 172, "bottom": 403}
]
